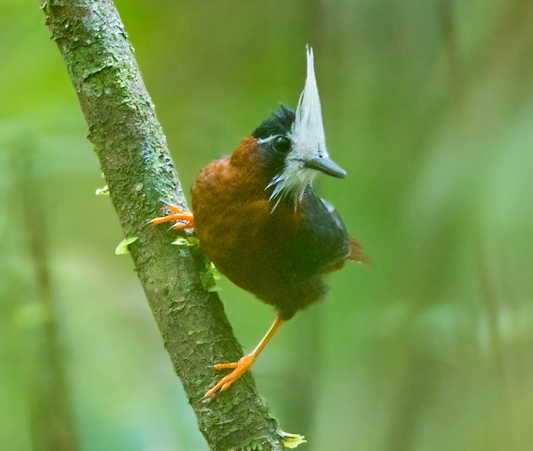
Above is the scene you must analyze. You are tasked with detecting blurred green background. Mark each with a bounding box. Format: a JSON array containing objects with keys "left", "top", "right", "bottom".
[{"left": 1, "top": 1, "right": 532, "bottom": 450}]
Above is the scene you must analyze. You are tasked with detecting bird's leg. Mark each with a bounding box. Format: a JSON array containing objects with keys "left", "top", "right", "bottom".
[
  {"left": 151, "top": 203, "right": 194, "bottom": 230},
  {"left": 206, "top": 315, "right": 285, "bottom": 398}
]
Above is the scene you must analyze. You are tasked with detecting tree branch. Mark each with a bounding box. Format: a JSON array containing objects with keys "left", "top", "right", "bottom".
[{"left": 39, "top": 1, "right": 284, "bottom": 449}]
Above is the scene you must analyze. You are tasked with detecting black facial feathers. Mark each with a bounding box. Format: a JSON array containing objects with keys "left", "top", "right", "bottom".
[
  {"left": 251, "top": 105, "right": 296, "bottom": 178},
  {"left": 252, "top": 105, "right": 295, "bottom": 140}
]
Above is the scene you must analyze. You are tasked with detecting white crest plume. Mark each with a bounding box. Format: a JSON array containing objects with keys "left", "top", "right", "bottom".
[
  {"left": 268, "top": 46, "right": 329, "bottom": 209},
  {"left": 291, "top": 46, "right": 329, "bottom": 161}
]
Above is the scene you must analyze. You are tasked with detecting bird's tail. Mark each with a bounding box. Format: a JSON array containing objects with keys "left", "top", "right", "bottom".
[{"left": 348, "top": 238, "right": 371, "bottom": 264}]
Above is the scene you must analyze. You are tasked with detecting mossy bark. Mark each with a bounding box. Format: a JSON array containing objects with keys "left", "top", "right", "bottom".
[{"left": 39, "top": 1, "right": 284, "bottom": 449}]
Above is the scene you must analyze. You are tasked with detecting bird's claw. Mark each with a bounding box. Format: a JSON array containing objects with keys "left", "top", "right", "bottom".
[
  {"left": 151, "top": 203, "right": 194, "bottom": 229},
  {"left": 213, "top": 362, "right": 239, "bottom": 370},
  {"left": 205, "top": 354, "right": 256, "bottom": 398}
]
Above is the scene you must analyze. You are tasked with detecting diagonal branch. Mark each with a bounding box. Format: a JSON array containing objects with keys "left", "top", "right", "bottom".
[{"left": 39, "top": 1, "right": 284, "bottom": 449}]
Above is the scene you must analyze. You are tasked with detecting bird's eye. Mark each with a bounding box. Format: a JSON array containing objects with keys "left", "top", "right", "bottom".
[{"left": 272, "top": 135, "right": 291, "bottom": 154}]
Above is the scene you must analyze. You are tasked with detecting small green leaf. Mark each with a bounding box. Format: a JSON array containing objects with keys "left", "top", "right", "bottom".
[
  {"left": 115, "top": 236, "right": 138, "bottom": 255},
  {"left": 171, "top": 236, "right": 200, "bottom": 247},
  {"left": 210, "top": 263, "right": 222, "bottom": 280},
  {"left": 280, "top": 431, "right": 306, "bottom": 449},
  {"left": 95, "top": 185, "right": 109, "bottom": 196}
]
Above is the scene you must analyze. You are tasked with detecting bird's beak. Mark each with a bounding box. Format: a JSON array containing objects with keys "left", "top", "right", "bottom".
[{"left": 304, "top": 157, "right": 347, "bottom": 179}]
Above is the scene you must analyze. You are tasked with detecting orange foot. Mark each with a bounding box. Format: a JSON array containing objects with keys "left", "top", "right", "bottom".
[
  {"left": 205, "top": 354, "right": 256, "bottom": 398},
  {"left": 151, "top": 202, "right": 194, "bottom": 230}
]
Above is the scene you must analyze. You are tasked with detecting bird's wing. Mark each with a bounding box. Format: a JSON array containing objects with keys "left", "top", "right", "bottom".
[
  {"left": 320, "top": 197, "right": 370, "bottom": 264},
  {"left": 281, "top": 190, "right": 350, "bottom": 280}
]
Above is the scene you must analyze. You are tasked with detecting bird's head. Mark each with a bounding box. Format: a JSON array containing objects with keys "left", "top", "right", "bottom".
[{"left": 252, "top": 47, "right": 346, "bottom": 209}]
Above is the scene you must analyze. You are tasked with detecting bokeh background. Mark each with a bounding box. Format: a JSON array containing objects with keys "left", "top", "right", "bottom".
[{"left": 1, "top": 1, "right": 533, "bottom": 450}]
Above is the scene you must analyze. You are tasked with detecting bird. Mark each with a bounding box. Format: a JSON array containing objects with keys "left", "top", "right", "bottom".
[{"left": 151, "top": 47, "right": 368, "bottom": 398}]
